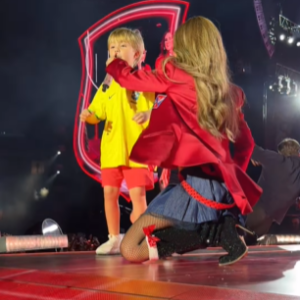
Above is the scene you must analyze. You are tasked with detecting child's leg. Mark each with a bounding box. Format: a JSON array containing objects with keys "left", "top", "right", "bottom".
[
  {"left": 96, "top": 168, "right": 123, "bottom": 255},
  {"left": 103, "top": 186, "right": 121, "bottom": 235},
  {"left": 124, "top": 168, "right": 153, "bottom": 223},
  {"left": 129, "top": 187, "right": 147, "bottom": 223}
]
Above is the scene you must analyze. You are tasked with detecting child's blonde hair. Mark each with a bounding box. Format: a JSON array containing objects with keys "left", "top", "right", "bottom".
[
  {"left": 163, "top": 16, "right": 239, "bottom": 141},
  {"left": 108, "top": 28, "right": 145, "bottom": 67}
]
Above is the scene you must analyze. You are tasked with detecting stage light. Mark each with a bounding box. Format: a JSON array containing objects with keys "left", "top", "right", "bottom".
[
  {"left": 279, "top": 34, "right": 285, "bottom": 41},
  {"left": 270, "top": 73, "right": 298, "bottom": 96},
  {"left": 288, "top": 37, "right": 294, "bottom": 44},
  {"left": 42, "top": 224, "right": 58, "bottom": 235},
  {"left": 277, "top": 235, "right": 300, "bottom": 244},
  {"left": 42, "top": 218, "right": 63, "bottom": 237},
  {"left": 57, "top": 151, "right": 61, "bottom": 155},
  {"left": 258, "top": 234, "right": 300, "bottom": 245},
  {"left": 40, "top": 187, "right": 49, "bottom": 198},
  {"left": 56, "top": 170, "right": 60, "bottom": 174},
  {"left": 291, "top": 81, "right": 298, "bottom": 94},
  {"left": 297, "top": 41, "right": 300, "bottom": 47},
  {"left": 1, "top": 235, "right": 68, "bottom": 253},
  {"left": 278, "top": 75, "right": 283, "bottom": 89}
]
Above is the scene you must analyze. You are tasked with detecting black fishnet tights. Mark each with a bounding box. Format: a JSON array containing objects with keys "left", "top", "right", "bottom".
[
  {"left": 120, "top": 214, "right": 218, "bottom": 262},
  {"left": 120, "top": 214, "right": 174, "bottom": 262}
]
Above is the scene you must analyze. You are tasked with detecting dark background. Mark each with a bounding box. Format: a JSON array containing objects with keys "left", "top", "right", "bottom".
[{"left": 1, "top": 0, "right": 300, "bottom": 239}]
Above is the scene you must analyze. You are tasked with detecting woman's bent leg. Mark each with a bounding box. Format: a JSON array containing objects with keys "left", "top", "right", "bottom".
[{"left": 120, "top": 214, "right": 173, "bottom": 262}]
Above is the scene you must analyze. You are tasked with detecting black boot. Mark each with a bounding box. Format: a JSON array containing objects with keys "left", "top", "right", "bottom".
[
  {"left": 218, "top": 216, "right": 248, "bottom": 266},
  {"left": 153, "top": 225, "right": 209, "bottom": 258}
]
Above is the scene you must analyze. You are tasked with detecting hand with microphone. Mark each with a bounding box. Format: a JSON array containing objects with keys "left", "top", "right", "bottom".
[
  {"left": 102, "top": 56, "right": 117, "bottom": 92},
  {"left": 102, "top": 74, "right": 112, "bottom": 92}
]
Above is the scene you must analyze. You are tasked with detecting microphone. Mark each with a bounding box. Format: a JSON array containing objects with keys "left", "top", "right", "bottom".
[
  {"left": 102, "top": 53, "right": 118, "bottom": 92},
  {"left": 102, "top": 74, "right": 112, "bottom": 92}
]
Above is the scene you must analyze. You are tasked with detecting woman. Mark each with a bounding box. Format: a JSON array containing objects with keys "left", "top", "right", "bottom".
[
  {"left": 106, "top": 16, "right": 262, "bottom": 266},
  {"left": 155, "top": 31, "right": 174, "bottom": 70}
]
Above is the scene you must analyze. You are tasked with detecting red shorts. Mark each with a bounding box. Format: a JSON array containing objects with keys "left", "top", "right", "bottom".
[{"left": 101, "top": 167, "right": 154, "bottom": 190}]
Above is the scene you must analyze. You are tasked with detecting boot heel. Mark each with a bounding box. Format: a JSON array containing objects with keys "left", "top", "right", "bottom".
[{"left": 236, "top": 224, "right": 255, "bottom": 236}]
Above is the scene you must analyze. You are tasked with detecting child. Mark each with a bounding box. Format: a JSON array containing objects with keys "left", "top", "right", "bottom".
[
  {"left": 106, "top": 17, "right": 262, "bottom": 265},
  {"left": 80, "top": 28, "right": 154, "bottom": 255},
  {"left": 246, "top": 139, "right": 300, "bottom": 240}
]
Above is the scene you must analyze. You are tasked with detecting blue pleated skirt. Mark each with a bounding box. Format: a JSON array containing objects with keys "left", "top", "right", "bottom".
[{"left": 146, "top": 169, "right": 243, "bottom": 227}]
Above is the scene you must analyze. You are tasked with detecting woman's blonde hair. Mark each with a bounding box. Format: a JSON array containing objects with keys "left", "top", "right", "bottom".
[
  {"left": 163, "top": 16, "right": 239, "bottom": 141},
  {"left": 108, "top": 28, "right": 145, "bottom": 67}
]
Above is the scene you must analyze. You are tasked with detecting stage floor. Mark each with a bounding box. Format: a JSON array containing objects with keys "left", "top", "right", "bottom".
[{"left": 0, "top": 245, "right": 300, "bottom": 300}]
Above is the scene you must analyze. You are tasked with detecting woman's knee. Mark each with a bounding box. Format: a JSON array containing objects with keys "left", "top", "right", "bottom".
[
  {"left": 120, "top": 239, "right": 137, "bottom": 262},
  {"left": 120, "top": 240, "right": 143, "bottom": 262}
]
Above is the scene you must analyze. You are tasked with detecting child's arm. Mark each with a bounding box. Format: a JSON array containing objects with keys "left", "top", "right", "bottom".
[
  {"left": 80, "top": 109, "right": 101, "bottom": 124},
  {"left": 106, "top": 59, "right": 170, "bottom": 93},
  {"left": 80, "top": 87, "right": 106, "bottom": 124}
]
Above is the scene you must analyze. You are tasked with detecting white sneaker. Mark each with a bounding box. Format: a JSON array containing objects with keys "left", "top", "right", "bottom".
[{"left": 96, "top": 234, "right": 124, "bottom": 255}]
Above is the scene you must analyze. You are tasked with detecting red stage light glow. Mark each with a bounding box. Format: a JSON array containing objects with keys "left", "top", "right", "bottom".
[{"left": 74, "top": 1, "right": 189, "bottom": 200}]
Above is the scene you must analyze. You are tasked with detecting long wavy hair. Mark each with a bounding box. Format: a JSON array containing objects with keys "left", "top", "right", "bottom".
[
  {"left": 159, "top": 31, "right": 173, "bottom": 55},
  {"left": 163, "top": 16, "right": 239, "bottom": 141}
]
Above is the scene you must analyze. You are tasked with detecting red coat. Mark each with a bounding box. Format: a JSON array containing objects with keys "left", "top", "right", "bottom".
[
  {"left": 143, "top": 64, "right": 152, "bottom": 72},
  {"left": 155, "top": 55, "right": 165, "bottom": 70},
  {"left": 106, "top": 59, "right": 262, "bottom": 215}
]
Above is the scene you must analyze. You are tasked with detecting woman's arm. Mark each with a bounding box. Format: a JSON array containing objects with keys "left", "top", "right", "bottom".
[
  {"left": 233, "top": 115, "right": 255, "bottom": 171},
  {"left": 106, "top": 59, "right": 170, "bottom": 93},
  {"left": 232, "top": 88, "right": 254, "bottom": 171}
]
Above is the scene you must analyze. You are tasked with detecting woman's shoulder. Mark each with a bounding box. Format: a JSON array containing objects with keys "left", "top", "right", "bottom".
[
  {"left": 155, "top": 59, "right": 193, "bottom": 86},
  {"left": 155, "top": 61, "right": 183, "bottom": 84}
]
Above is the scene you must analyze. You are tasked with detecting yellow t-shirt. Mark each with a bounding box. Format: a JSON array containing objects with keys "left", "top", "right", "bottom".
[{"left": 88, "top": 80, "right": 155, "bottom": 169}]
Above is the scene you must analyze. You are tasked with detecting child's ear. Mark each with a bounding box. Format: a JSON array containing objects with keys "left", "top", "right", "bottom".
[{"left": 134, "top": 51, "right": 141, "bottom": 60}]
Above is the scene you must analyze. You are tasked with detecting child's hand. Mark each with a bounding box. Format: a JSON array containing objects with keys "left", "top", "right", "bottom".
[
  {"left": 106, "top": 56, "right": 116, "bottom": 66},
  {"left": 133, "top": 111, "right": 151, "bottom": 124},
  {"left": 80, "top": 109, "right": 92, "bottom": 122}
]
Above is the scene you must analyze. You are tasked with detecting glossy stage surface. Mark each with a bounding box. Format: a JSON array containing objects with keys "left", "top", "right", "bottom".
[{"left": 0, "top": 245, "right": 300, "bottom": 300}]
